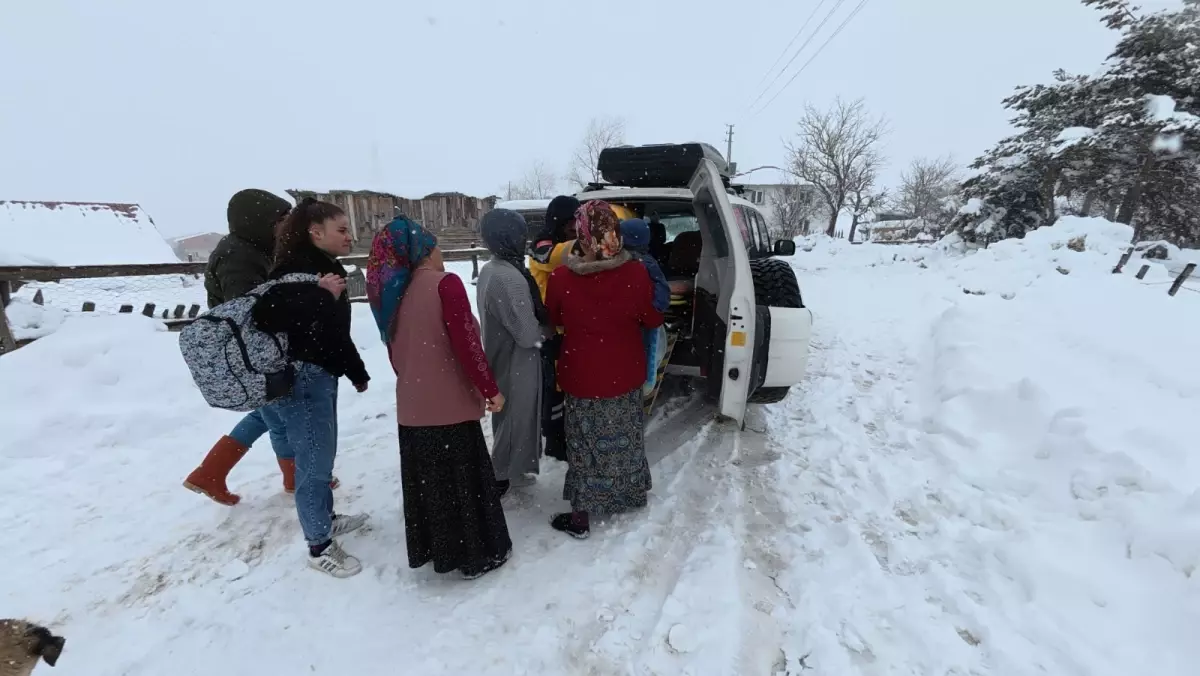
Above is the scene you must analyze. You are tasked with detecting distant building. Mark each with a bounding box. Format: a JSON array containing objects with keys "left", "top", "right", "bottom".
[
  {"left": 0, "top": 201, "right": 176, "bottom": 265},
  {"left": 170, "top": 232, "right": 224, "bottom": 262},
  {"left": 288, "top": 189, "right": 498, "bottom": 252},
  {"left": 736, "top": 182, "right": 827, "bottom": 235},
  {"left": 865, "top": 217, "right": 936, "bottom": 244}
]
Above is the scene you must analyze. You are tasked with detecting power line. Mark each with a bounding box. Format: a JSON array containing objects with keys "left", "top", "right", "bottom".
[
  {"left": 752, "top": 0, "right": 872, "bottom": 118},
  {"left": 744, "top": 0, "right": 849, "bottom": 115},
  {"left": 744, "top": 0, "right": 831, "bottom": 111}
]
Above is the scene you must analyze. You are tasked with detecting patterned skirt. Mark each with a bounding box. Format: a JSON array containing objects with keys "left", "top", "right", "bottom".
[
  {"left": 563, "top": 389, "right": 652, "bottom": 514},
  {"left": 398, "top": 421, "right": 512, "bottom": 575}
]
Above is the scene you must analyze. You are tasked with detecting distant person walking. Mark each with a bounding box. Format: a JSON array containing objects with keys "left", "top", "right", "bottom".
[
  {"left": 544, "top": 201, "right": 664, "bottom": 539},
  {"left": 477, "top": 208, "right": 546, "bottom": 495},
  {"left": 367, "top": 216, "right": 512, "bottom": 579},
  {"left": 183, "top": 189, "right": 338, "bottom": 505},
  {"left": 252, "top": 198, "right": 371, "bottom": 578}
]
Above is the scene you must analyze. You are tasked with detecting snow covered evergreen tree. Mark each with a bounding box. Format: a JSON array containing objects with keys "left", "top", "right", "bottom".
[{"left": 956, "top": 0, "right": 1200, "bottom": 247}]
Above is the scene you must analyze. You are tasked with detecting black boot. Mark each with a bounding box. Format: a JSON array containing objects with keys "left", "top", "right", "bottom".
[{"left": 551, "top": 512, "right": 590, "bottom": 539}]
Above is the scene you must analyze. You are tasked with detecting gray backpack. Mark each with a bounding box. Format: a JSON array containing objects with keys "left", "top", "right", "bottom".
[{"left": 179, "top": 273, "right": 319, "bottom": 411}]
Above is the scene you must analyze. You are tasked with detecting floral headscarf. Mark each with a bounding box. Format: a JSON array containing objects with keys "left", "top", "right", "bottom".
[
  {"left": 575, "top": 200, "right": 623, "bottom": 259},
  {"left": 366, "top": 216, "right": 438, "bottom": 342}
]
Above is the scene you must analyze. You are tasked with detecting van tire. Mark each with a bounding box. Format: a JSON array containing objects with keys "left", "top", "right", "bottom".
[
  {"left": 749, "top": 258, "right": 803, "bottom": 308},
  {"left": 748, "top": 259, "right": 802, "bottom": 405},
  {"left": 748, "top": 386, "right": 790, "bottom": 404}
]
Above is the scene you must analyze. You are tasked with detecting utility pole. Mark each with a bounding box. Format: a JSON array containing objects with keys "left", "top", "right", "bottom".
[{"left": 725, "top": 124, "right": 735, "bottom": 163}]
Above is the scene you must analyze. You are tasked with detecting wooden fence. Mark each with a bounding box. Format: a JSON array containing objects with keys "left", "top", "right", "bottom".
[
  {"left": 1112, "top": 248, "right": 1196, "bottom": 296},
  {"left": 0, "top": 248, "right": 492, "bottom": 354}
]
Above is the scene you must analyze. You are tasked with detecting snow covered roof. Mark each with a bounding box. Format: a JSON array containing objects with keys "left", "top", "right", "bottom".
[{"left": 0, "top": 201, "right": 178, "bottom": 266}]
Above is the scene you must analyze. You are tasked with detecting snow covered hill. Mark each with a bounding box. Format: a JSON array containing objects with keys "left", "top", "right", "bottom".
[{"left": 2, "top": 223, "right": 1198, "bottom": 675}]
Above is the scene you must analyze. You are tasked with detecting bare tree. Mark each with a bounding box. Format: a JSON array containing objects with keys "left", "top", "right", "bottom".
[
  {"left": 896, "top": 156, "right": 961, "bottom": 229},
  {"left": 568, "top": 116, "right": 627, "bottom": 189},
  {"left": 505, "top": 161, "right": 559, "bottom": 200},
  {"left": 770, "top": 180, "right": 822, "bottom": 240},
  {"left": 785, "top": 98, "right": 888, "bottom": 236}
]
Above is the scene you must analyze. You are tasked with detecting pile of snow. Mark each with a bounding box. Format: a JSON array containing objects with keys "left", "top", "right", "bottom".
[
  {"left": 795, "top": 216, "right": 1190, "bottom": 299},
  {"left": 0, "top": 201, "right": 177, "bottom": 266}
]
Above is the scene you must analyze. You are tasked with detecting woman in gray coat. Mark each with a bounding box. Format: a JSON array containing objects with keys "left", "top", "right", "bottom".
[{"left": 477, "top": 209, "right": 547, "bottom": 495}]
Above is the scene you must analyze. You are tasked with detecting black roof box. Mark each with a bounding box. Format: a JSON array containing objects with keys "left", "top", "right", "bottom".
[{"left": 597, "top": 143, "right": 730, "bottom": 189}]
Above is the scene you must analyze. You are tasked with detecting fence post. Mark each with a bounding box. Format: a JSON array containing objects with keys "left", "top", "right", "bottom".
[
  {"left": 1135, "top": 264, "right": 1150, "bottom": 280},
  {"left": 471, "top": 253, "right": 480, "bottom": 281},
  {"left": 1112, "top": 247, "right": 1134, "bottom": 274},
  {"left": 1168, "top": 262, "right": 1196, "bottom": 297},
  {"left": 0, "top": 281, "right": 16, "bottom": 355}
]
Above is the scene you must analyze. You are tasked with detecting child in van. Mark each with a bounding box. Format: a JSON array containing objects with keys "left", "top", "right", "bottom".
[{"left": 619, "top": 218, "right": 671, "bottom": 396}]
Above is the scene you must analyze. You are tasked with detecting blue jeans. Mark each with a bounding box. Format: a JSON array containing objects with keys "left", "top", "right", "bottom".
[
  {"left": 228, "top": 407, "right": 293, "bottom": 460},
  {"left": 265, "top": 362, "right": 340, "bottom": 546}
]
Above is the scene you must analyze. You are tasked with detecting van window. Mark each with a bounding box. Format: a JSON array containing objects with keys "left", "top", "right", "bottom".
[
  {"left": 660, "top": 214, "right": 699, "bottom": 243},
  {"left": 734, "top": 207, "right": 754, "bottom": 250},
  {"left": 751, "top": 209, "right": 771, "bottom": 251},
  {"left": 696, "top": 194, "right": 730, "bottom": 258}
]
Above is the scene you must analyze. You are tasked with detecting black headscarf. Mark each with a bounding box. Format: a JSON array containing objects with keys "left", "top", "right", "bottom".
[
  {"left": 531, "top": 195, "right": 581, "bottom": 264},
  {"left": 480, "top": 208, "right": 547, "bottom": 324}
]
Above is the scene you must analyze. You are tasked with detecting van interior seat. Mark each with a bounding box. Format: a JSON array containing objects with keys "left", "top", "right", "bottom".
[{"left": 666, "top": 230, "right": 702, "bottom": 280}]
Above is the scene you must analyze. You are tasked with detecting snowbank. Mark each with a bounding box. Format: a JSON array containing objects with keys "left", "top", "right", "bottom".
[
  {"left": 919, "top": 276, "right": 1200, "bottom": 672},
  {"left": 0, "top": 201, "right": 177, "bottom": 266}
]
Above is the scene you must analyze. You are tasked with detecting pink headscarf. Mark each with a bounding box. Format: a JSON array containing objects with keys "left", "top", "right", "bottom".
[{"left": 574, "top": 201, "right": 623, "bottom": 259}]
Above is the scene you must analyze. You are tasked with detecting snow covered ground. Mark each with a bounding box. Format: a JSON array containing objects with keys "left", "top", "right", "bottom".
[{"left": 3, "top": 226, "right": 1199, "bottom": 675}]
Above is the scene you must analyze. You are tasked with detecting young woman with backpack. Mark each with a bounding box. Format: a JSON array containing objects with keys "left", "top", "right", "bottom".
[{"left": 251, "top": 198, "right": 372, "bottom": 578}]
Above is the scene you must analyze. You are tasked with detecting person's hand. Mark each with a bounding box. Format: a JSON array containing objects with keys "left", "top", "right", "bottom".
[
  {"left": 486, "top": 393, "right": 505, "bottom": 413},
  {"left": 317, "top": 273, "right": 346, "bottom": 298},
  {"left": 354, "top": 381, "right": 369, "bottom": 393}
]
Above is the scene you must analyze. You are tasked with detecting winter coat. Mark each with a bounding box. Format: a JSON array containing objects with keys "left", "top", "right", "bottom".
[
  {"left": 204, "top": 189, "right": 292, "bottom": 308},
  {"left": 251, "top": 243, "right": 370, "bottom": 387},
  {"left": 545, "top": 250, "right": 664, "bottom": 399}
]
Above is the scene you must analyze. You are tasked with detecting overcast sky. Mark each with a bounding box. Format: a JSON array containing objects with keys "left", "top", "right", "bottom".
[{"left": 0, "top": 0, "right": 1181, "bottom": 237}]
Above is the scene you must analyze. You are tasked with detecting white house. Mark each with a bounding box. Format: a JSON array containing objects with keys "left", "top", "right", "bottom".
[{"left": 170, "top": 232, "right": 225, "bottom": 262}]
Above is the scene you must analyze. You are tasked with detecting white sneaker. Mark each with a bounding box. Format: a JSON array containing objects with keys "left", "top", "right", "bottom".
[
  {"left": 330, "top": 513, "right": 369, "bottom": 538},
  {"left": 308, "top": 540, "right": 362, "bottom": 578}
]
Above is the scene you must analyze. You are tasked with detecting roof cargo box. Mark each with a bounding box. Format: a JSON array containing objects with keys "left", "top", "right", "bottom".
[{"left": 597, "top": 143, "right": 730, "bottom": 189}]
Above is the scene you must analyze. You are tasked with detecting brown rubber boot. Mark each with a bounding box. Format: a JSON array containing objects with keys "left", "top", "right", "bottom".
[
  {"left": 183, "top": 436, "right": 249, "bottom": 506},
  {"left": 277, "top": 458, "right": 339, "bottom": 494}
]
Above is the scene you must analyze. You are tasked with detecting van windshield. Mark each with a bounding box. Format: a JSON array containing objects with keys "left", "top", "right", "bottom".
[{"left": 659, "top": 214, "right": 699, "bottom": 243}]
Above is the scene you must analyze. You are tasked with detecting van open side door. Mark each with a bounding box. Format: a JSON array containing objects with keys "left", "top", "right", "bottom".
[{"left": 688, "top": 159, "right": 754, "bottom": 426}]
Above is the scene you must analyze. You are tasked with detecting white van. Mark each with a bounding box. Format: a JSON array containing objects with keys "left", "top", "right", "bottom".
[{"left": 574, "top": 143, "right": 813, "bottom": 426}]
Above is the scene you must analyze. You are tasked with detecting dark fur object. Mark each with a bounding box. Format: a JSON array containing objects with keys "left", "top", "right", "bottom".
[{"left": 0, "top": 620, "right": 64, "bottom": 675}]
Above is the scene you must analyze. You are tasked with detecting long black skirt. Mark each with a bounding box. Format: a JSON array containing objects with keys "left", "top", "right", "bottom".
[{"left": 398, "top": 421, "right": 512, "bottom": 575}]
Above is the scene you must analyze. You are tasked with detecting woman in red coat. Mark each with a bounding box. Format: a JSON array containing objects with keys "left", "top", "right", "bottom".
[{"left": 544, "top": 201, "right": 665, "bottom": 538}]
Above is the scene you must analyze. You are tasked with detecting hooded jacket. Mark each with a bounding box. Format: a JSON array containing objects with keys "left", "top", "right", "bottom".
[
  {"left": 620, "top": 218, "right": 670, "bottom": 313},
  {"left": 204, "top": 189, "right": 292, "bottom": 308}
]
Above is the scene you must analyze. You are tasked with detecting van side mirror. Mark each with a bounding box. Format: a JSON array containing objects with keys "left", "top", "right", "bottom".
[{"left": 773, "top": 240, "right": 796, "bottom": 257}]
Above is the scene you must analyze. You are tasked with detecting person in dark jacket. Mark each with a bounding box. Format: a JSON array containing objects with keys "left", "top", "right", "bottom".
[
  {"left": 529, "top": 195, "right": 580, "bottom": 463},
  {"left": 620, "top": 218, "right": 671, "bottom": 399},
  {"left": 203, "top": 189, "right": 288, "bottom": 309},
  {"left": 184, "top": 189, "right": 339, "bottom": 506},
  {"left": 252, "top": 197, "right": 371, "bottom": 578}
]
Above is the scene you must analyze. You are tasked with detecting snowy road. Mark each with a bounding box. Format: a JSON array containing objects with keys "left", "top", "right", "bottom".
[{"left": 4, "top": 230, "right": 1199, "bottom": 675}]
